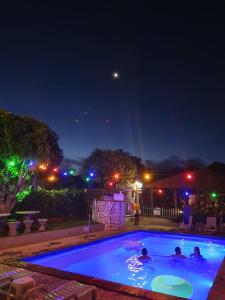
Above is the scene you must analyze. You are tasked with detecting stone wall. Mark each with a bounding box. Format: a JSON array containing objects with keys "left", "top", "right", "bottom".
[
  {"left": 94, "top": 194, "right": 125, "bottom": 230},
  {"left": 0, "top": 224, "right": 104, "bottom": 250}
]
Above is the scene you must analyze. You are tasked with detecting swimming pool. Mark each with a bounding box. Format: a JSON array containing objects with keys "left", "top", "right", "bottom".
[{"left": 23, "top": 231, "right": 225, "bottom": 299}]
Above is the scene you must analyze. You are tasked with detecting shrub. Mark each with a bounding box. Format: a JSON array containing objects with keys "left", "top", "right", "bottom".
[{"left": 14, "top": 188, "right": 89, "bottom": 218}]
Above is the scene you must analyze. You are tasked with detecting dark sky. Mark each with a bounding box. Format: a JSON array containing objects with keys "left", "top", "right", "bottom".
[{"left": 1, "top": 1, "right": 225, "bottom": 163}]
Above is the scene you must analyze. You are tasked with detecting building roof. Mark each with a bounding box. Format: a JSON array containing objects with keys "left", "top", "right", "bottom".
[{"left": 147, "top": 167, "right": 225, "bottom": 192}]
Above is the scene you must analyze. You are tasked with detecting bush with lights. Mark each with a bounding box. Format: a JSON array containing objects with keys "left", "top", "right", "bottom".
[{"left": 0, "top": 109, "right": 63, "bottom": 213}]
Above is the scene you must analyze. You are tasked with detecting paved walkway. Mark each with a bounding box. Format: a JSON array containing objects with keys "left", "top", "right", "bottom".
[{"left": 0, "top": 262, "right": 142, "bottom": 300}]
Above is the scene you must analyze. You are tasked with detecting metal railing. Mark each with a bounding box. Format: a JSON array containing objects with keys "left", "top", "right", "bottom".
[
  {"left": 140, "top": 206, "right": 181, "bottom": 221},
  {"left": 125, "top": 203, "right": 181, "bottom": 220},
  {"left": 140, "top": 206, "right": 154, "bottom": 217}
]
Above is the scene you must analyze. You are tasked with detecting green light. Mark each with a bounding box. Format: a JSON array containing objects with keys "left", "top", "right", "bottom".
[
  {"left": 151, "top": 275, "right": 193, "bottom": 298},
  {"left": 86, "top": 177, "right": 90, "bottom": 182},
  {"left": 5, "top": 157, "right": 20, "bottom": 177},
  {"left": 69, "top": 170, "right": 75, "bottom": 175},
  {"left": 7, "top": 159, "right": 16, "bottom": 168},
  {"left": 211, "top": 192, "right": 218, "bottom": 199},
  {"left": 9, "top": 161, "right": 15, "bottom": 166},
  {"left": 16, "top": 186, "right": 33, "bottom": 202}
]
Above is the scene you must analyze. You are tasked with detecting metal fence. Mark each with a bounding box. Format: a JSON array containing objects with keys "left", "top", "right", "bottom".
[
  {"left": 125, "top": 203, "right": 181, "bottom": 221},
  {"left": 140, "top": 206, "right": 181, "bottom": 221}
]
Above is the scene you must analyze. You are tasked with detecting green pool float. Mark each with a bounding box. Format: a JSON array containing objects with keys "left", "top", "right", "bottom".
[{"left": 151, "top": 275, "right": 193, "bottom": 298}]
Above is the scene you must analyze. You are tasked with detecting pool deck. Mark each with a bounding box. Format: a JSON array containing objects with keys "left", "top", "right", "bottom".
[{"left": 0, "top": 223, "right": 225, "bottom": 300}]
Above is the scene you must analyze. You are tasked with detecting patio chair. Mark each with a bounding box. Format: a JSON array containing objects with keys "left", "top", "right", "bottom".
[
  {"left": 0, "top": 268, "right": 32, "bottom": 290},
  {"left": 1, "top": 280, "right": 97, "bottom": 300},
  {"left": 205, "top": 217, "right": 217, "bottom": 231},
  {"left": 31, "top": 280, "right": 97, "bottom": 300}
]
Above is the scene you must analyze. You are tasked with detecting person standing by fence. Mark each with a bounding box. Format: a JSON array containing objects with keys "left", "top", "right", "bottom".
[{"left": 183, "top": 201, "right": 190, "bottom": 231}]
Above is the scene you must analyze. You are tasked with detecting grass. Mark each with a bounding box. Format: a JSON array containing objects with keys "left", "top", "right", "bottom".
[{"left": 47, "top": 218, "right": 90, "bottom": 231}]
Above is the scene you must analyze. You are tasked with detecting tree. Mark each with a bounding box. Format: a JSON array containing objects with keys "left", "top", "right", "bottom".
[
  {"left": 0, "top": 109, "right": 63, "bottom": 212},
  {"left": 81, "top": 148, "right": 145, "bottom": 188}
]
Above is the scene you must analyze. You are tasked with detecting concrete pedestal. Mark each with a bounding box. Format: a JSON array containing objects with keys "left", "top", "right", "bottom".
[
  {"left": 7, "top": 221, "right": 20, "bottom": 236},
  {"left": 37, "top": 218, "right": 48, "bottom": 231},
  {"left": 23, "top": 219, "right": 34, "bottom": 234}
]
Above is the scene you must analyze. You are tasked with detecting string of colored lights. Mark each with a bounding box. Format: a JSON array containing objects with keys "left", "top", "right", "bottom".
[{"left": 1, "top": 159, "right": 223, "bottom": 200}]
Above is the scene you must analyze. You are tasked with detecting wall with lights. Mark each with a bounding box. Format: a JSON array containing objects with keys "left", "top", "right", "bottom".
[{"left": 93, "top": 194, "right": 125, "bottom": 230}]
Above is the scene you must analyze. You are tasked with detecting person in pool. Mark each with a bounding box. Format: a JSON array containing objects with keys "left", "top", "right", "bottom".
[
  {"left": 190, "top": 246, "right": 204, "bottom": 259},
  {"left": 138, "top": 248, "right": 151, "bottom": 262},
  {"left": 171, "top": 247, "right": 186, "bottom": 258}
]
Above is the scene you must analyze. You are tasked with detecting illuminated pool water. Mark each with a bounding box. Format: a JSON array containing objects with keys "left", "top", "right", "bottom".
[{"left": 23, "top": 231, "right": 225, "bottom": 299}]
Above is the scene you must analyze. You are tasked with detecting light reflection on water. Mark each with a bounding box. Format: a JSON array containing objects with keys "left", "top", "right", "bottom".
[{"left": 126, "top": 255, "right": 154, "bottom": 288}]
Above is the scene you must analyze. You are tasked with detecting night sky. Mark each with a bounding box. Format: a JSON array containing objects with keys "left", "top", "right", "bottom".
[{"left": 1, "top": 2, "right": 225, "bottom": 163}]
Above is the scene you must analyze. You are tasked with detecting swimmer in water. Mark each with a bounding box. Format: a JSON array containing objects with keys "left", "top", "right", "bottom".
[
  {"left": 138, "top": 248, "right": 151, "bottom": 262},
  {"left": 171, "top": 247, "right": 186, "bottom": 258},
  {"left": 190, "top": 246, "right": 204, "bottom": 260}
]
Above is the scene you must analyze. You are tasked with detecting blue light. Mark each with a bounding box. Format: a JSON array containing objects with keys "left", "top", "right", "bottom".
[
  {"left": 90, "top": 172, "right": 94, "bottom": 177},
  {"left": 201, "top": 279, "right": 213, "bottom": 288},
  {"left": 184, "top": 191, "right": 190, "bottom": 196},
  {"left": 28, "top": 160, "right": 34, "bottom": 167},
  {"left": 63, "top": 172, "right": 68, "bottom": 176}
]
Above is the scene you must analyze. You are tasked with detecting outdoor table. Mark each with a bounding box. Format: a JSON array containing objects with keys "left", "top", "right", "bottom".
[
  {"left": 0, "top": 213, "right": 11, "bottom": 218},
  {"left": 0, "top": 213, "right": 11, "bottom": 235},
  {"left": 16, "top": 211, "right": 40, "bottom": 220},
  {"left": 16, "top": 211, "right": 40, "bottom": 234}
]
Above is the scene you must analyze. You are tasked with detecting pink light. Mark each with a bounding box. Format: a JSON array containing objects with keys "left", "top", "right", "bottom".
[{"left": 53, "top": 168, "right": 58, "bottom": 172}]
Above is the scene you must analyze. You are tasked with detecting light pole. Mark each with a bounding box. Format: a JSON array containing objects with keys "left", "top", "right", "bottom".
[{"left": 134, "top": 181, "right": 143, "bottom": 205}]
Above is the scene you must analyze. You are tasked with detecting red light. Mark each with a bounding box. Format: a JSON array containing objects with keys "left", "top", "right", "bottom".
[
  {"left": 186, "top": 173, "right": 192, "bottom": 180},
  {"left": 53, "top": 168, "right": 58, "bottom": 172},
  {"left": 109, "top": 181, "right": 113, "bottom": 187},
  {"left": 158, "top": 189, "right": 163, "bottom": 194}
]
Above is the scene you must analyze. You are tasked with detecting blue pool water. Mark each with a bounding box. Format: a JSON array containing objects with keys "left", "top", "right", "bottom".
[{"left": 23, "top": 231, "right": 225, "bottom": 299}]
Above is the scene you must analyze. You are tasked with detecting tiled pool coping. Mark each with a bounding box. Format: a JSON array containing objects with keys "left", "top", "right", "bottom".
[{"left": 3, "top": 230, "right": 225, "bottom": 300}]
